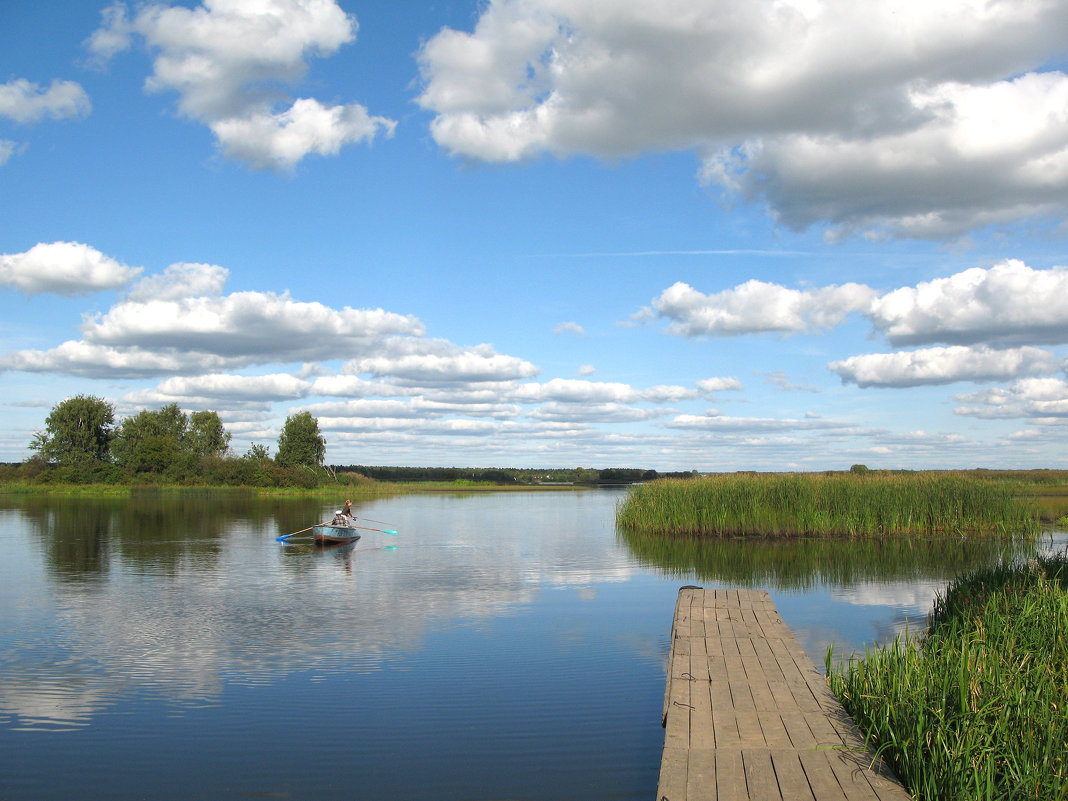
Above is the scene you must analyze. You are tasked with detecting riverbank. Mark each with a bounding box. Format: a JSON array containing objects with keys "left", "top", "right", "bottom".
[
  {"left": 0, "top": 478, "right": 590, "bottom": 497},
  {"left": 616, "top": 471, "right": 1045, "bottom": 537},
  {"left": 827, "top": 553, "right": 1068, "bottom": 800}
]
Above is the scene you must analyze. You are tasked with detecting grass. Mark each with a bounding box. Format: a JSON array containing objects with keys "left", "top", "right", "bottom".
[
  {"left": 616, "top": 472, "right": 1041, "bottom": 537},
  {"left": 826, "top": 553, "right": 1068, "bottom": 800}
]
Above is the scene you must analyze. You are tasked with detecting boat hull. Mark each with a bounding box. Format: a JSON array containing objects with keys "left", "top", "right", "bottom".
[{"left": 312, "top": 524, "right": 361, "bottom": 544}]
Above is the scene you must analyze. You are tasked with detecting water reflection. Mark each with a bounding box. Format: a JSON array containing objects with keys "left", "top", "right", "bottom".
[
  {"left": 1, "top": 490, "right": 1050, "bottom": 801},
  {"left": 619, "top": 528, "right": 1035, "bottom": 589},
  {"left": 1, "top": 491, "right": 326, "bottom": 581},
  {"left": 0, "top": 490, "right": 638, "bottom": 734}
]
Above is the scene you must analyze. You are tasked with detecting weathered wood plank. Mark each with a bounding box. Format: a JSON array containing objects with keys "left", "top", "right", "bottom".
[
  {"left": 657, "top": 587, "right": 912, "bottom": 801},
  {"left": 743, "top": 748, "right": 783, "bottom": 801}
]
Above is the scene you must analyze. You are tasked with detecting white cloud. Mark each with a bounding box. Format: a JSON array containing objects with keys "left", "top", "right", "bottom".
[
  {"left": 955, "top": 377, "right": 1068, "bottom": 420},
  {"left": 830, "top": 345, "right": 1060, "bottom": 388},
  {"left": 346, "top": 341, "right": 539, "bottom": 384},
  {"left": 0, "top": 140, "right": 15, "bottom": 164},
  {"left": 529, "top": 402, "right": 667, "bottom": 424},
  {"left": 0, "top": 248, "right": 425, "bottom": 378},
  {"left": 82, "top": 292, "right": 422, "bottom": 363},
  {"left": 553, "top": 321, "right": 585, "bottom": 336},
  {"left": 0, "top": 242, "right": 142, "bottom": 295},
  {"left": 0, "top": 340, "right": 232, "bottom": 377},
  {"left": 666, "top": 411, "right": 852, "bottom": 432},
  {"left": 867, "top": 260, "right": 1068, "bottom": 347},
  {"left": 417, "top": 0, "right": 1068, "bottom": 239},
  {"left": 126, "top": 262, "right": 228, "bottom": 301},
  {"left": 211, "top": 97, "right": 395, "bottom": 171},
  {"left": 697, "top": 376, "right": 743, "bottom": 394},
  {"left": 513, "top": 377, "right": 640, "bottom": 404},
  {"left": 653, "top": 279, "right": 875, "bottom": 336},
  {"left": 88, "top": 0, "right": 394, "bottom": 170},
  {"left": 154, "top": 373, "right": 312, "bottom": 401},
  {"left": 0, "top": 79, "right": 90, "bottom": 124},
  {"left": 764, "top": 371, "right": 820, "bottom": 393}
]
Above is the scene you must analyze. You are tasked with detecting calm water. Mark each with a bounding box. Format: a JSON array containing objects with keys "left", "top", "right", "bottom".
[{"left": 0, "top": 489, "right": 1059, "bottom": 800}]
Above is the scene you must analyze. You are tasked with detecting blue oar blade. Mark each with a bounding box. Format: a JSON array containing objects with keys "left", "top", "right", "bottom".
[
  {"left": 276, "top": 533, "right": 293, "bottom": 542},
  {"left": 383, "top": 529, "right": 399, "bottom": 536}
]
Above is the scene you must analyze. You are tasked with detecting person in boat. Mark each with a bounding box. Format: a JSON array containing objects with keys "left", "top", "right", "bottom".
[
  {"left": 334, "top": 499, "right": 355, "bottom": 526},
  {"left": 330, "top": 500, "right": 355, "bottom": 526}
]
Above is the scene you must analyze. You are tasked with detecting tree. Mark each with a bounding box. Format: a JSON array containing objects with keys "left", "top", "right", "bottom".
[
  {"left": 31, "top": 395, "right": 115, "bottom": 464},
  {"left": 112, "top": 403, "right": 189, "bottom": 475},
  {"left": 244, "top": 443, "right": 271, "bottom": 460},
  {"left": 276, "top": 412, "right": 326, "bottom": 468},
  {"left": 187, "top": 410, "right": 232, "bottom": 458}
]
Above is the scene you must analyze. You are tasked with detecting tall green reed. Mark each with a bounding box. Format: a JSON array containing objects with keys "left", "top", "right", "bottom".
[
  {"left": 827, "top": 554, "right": 1068, "bottom": 800},
  {"left": 616, "top": 472, "right": 1040, "bottom": 537}
]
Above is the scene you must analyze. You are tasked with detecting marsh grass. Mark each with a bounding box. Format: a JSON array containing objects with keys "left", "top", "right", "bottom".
[
  {"left": 616, "top": 472, "right": 1040, "bottom": 537},
  {"left": 827, "top": 554, "right": 1068, "bottom": 800}
]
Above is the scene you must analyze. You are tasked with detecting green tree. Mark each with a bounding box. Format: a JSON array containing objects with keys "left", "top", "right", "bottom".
[
  {"left": 112, "top": 403, "right": 190, "bottom": 475},
  {"left": 187, "top": 410, "right": 232, "bottom": 458},
  {"left": 276, "top": 412, "right": 326, "bottom": 468},
  {"left": 31, "top": 395, "right": 115, "bottom": 464},
  {"left": 244, "top": 443, "right": 271, "bottom": 460}
]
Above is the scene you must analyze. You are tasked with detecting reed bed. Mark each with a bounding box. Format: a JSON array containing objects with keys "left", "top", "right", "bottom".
[
  {"left": 616, "top": 472, "right": 1040, "bottom": 537},
  {"left": 827, "top": 554, "right": 1068, "bottom": 800}
]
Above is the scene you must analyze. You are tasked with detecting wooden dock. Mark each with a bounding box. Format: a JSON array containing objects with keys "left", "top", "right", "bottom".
[{"left": 657, "top": 587, "right": 912, "bottom": 801}]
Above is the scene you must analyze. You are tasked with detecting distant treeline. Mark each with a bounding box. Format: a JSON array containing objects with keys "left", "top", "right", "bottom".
[{"left": 338, "top": 465, "right": 700, "bottom": 485}]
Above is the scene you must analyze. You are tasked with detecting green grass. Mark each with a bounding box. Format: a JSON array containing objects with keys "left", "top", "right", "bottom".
[
  {"left": 827, "top": 554, "right": 1068, "bottom": 800},
  {"left": 616, "top": 472, "right": 1041, "bottom": 537}
]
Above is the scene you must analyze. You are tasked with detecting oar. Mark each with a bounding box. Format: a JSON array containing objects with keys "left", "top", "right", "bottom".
[
  {"left": 353, "top": 524, "right": 399, "bottom": 536},
  {"left": 277, "top": 523, "right": 323, "bottom": 543}
]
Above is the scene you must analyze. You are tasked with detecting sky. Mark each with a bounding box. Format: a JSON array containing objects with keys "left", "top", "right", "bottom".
[{"left": 1, "top": 0, "right": 1067, "bottom": 472}]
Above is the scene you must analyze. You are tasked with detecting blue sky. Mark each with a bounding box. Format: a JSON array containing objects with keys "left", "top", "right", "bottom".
[{"left": 2, "top": 0, "right": 1067, "bottom": 471}]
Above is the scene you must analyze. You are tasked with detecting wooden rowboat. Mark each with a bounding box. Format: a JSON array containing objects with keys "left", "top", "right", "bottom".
[{"left": 313, "top": 523, "right": 362, "bottom": 544}]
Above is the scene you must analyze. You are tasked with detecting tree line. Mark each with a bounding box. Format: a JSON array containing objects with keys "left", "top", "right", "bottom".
[
  {"left": 8, "top": 395, "right": 699, "bottom": 488},
  {"left": 338, "top": 466, "right": 699, "bottom": 485},
  {"left": 13, "top": 395, "right": 333, "bottom": 488}
]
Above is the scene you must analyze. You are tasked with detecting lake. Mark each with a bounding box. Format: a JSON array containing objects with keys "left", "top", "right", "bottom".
[{"left": 0, "top": 488, "right": 1060, "bottom": 800}]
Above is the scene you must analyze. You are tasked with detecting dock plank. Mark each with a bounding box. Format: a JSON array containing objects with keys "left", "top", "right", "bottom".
[{"left": 658, "top": 587, "right": 912, "bottom": 801}]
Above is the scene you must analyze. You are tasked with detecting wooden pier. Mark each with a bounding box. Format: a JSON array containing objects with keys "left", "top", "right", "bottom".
[{"left": 657, "top": 587, "right": 912, "bottom": 801}]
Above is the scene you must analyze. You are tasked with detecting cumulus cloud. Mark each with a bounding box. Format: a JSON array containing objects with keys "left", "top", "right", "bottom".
[
  {"left": 955, "top": 378, "right": 1068, "bottom": 420},
  {"left": 830, "top": 345, "right": 1060, "bottom": 388},
  {"left": 697, "top": 377, "right": 744, "bottom": 394},
  {"left": 666, "top": 412, "right": 852, "bottom": 432},
  {"left": 88, "top": 0, "right": 395, "bottom": 170},
  {"left": 417, "top": 0, "right": 1068, "bottom": 239},
  {"left": 0, "top": 78, "right": 90, "bottom": 124},
  {"left": 153, "top": 373, "right": 312, "bottom": 401},
  {"left": 511, "top": 377, "right": 694, "bottom": 404},
  {"left": 554, "top": 321, "right": 585, "bottom": 336},
  {"left": 0, "top": 241, "right": 142, "bottom": 295},
  {"left": 81, "top": 293, "right": 421, "bottom": 362},
  {"left": 866, "top": 260, "right": 1068, "bottom": 347},
  {"left": 0, "top": 340, "right": 232, "bottom": 378},
  {"left": 0, "top": 249, "right": 424, "bottom": 378},
  {"left": 653, "top": 279, "right": 875, "bottom": 336},
  {"left": 346, "top": 340, "right": 539, "bottom": 385},
  {"left": 125, "top": 262, "right": 228, "bottom": 301}
]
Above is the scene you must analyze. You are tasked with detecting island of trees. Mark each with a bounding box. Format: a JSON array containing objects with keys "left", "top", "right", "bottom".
[{"left": 1, "top": 395, "right": 695, "bottom": 489}]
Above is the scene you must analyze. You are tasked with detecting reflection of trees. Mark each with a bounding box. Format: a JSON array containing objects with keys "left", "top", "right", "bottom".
[
  {"left": 618, "top": 529, "right": 1037, "bottom": 590},
  {"left": 4, "top": 492, "right": 329, "bottom": 580}
]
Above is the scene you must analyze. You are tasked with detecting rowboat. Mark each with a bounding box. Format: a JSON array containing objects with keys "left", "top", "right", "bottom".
[{"left": 313, "top": 523, "right": 362, "bottom": 544}]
